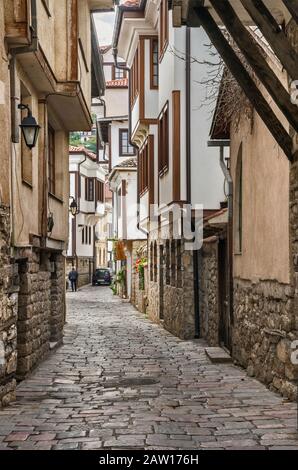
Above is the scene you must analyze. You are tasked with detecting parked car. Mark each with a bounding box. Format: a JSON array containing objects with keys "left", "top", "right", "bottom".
[{"left": 92, "top": 268, "right": 112, "bottom": 286}]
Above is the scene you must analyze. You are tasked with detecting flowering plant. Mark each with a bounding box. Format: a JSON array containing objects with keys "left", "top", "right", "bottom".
[{"left": 135, "top": 257, "right": 147, "bottom": 273}]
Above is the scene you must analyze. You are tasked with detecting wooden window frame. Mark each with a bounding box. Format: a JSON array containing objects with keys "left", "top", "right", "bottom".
[
  {"left": 119, "top": 129, "right": 135, "bottom": 156},
  {"left": 158, "top": 102, "right": 169, "bottom": 176},
  {"left": 159, "top": 0, "right": 169, "bottom": 62},
  {"left": 112, "top": 65, "right": 127, "bottom": 80},
  {"left": 150, "top": 38, "right": 159, "bottom": 89},
  {"left": 130, "top": 47, "right": 139, "bottom": 108},
  {"left": 96, "top": 180, "right": 104, "bottom": 203},
  {"left": 48, "top": 124, "right": 56, "bottom": 196},
  {"left": 139, "top": 139, "right": 149, "bottom": 196}
]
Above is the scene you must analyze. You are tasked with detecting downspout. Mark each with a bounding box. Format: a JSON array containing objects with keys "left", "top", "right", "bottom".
[
  {"left": 186, "top": 26, "right": 200, "bottom": 337},
  {"left": 9, "top": 0, "right": 38, "bottom": 247},
  {"left": 219, "top": 145, "right": 234, "bottom": 332}
]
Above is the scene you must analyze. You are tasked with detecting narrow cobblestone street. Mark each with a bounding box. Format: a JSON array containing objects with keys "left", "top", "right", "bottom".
[{"left": 0, "top": 286, "right": 297, "bottom": 450}]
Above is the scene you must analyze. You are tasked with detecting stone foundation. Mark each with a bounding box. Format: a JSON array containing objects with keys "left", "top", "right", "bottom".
[
  {"left": 232, "top": 278, "right": 297, "bottom": 400},
  {"left": 0, "top": 205, "right": 17, "bottom": 407},
  {"left": 147, "top": 232, "right": 196, "bottom": 340},
  {"left": 199, "top": 240, "right": 219, "bottom": 346},
  {"left": 16, "top": 249, "right": 65, "bottom": 380}
]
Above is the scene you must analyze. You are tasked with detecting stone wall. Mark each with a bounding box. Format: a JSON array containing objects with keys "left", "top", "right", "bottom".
[
  {"left": 232, "top": 278, "right": 297, "bottom": 400},
  {"left": 16, "top": 249, "right": 65, "bottom": 380},
  {"left": 199, "top": 241, "right": 219, "bottom": 346},
  {"left": 147, "top": 232, "right": 196, "bottom": 340},
  {"left": 49, "top": 254, "right": 65, "bottom": 344},
  {"left": 0, "top": 205, "right": 17, "bottom": 407}
]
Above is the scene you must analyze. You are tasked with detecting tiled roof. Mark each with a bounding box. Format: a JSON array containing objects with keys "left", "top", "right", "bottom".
[
  {"left": 121, "top": 0, "right": 140, "bottom": 7},
  {"left": 116, "top": 157, "right": 137, "bottom": 168},
  {"left": 106, "top": 78, "right": 128, "bottom": 87},
  {"left": 69, "top": 146, "right": 97, "bottom": 161}
]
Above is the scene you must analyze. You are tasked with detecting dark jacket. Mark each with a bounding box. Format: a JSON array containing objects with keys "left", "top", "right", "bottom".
[{"left": 68, "top": 270, "right": 78, "bottom": 281}]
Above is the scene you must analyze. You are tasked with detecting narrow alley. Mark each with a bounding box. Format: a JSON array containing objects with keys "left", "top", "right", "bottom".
[{"left": 0, "top": 286, "right": 296, "bottom": 451}]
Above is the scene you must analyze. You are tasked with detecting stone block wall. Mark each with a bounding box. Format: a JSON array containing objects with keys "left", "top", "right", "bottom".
[
  {"left": 50, "top": 254, "right": 65, "bottom": 344},
  {"left": 232, "top": 278, "right": 297, "bottom": 400},
  {"left": 16, "top": 251, "right": 52, "bottom": 379},
  {"left": 16, "top": 249, "right": 65, "bottom": 380},
  {"left": 147, "top": 232, "right": 196, "bottom": 340},
  {"left": 199, "top": 241, "right": 219, "bottom": 346},
  {"left": 0, "top": 205, "right": 17, "bottom": 407}
]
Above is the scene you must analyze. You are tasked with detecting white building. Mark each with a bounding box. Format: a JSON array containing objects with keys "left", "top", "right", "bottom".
[
  {"left": 113, "top": 0, "right": 225, "bottom": 338},
  {"left": 67, "top": 146, "right": 107, "bottom": 287},
  {"left": 97, "top": 45, "right": 146, "bottom": 300}
]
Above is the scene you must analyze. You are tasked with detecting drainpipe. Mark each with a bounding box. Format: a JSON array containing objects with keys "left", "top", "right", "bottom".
[
  {"left": 208, "top": 139, "right": 233, "bottom": 338},
  {"left": 186, "top": 27, "right": 200, "bottom": 337},
  {"left": 9, "top": 0, "right": 38, "bottom": 247}
]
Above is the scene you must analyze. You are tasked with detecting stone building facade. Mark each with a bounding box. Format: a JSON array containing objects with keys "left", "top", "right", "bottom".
[
  {"left": 147, "top": 226, "right": 196, "bottom": 340},
  {"left": 0, "top": 0, "right": 109, "bottom": 407}
]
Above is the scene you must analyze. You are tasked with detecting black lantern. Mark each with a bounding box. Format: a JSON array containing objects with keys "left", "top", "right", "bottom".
[
  {"left": 18, "top": 103, "right": 40, "bottom": 150},
  {"left": 70, "top": 197, "right": 79, "bottom": 216}
]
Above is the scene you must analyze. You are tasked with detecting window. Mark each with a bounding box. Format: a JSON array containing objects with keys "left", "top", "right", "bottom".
[
  {"left": 119, "top": 129, "right": 135, "bottom": 156},
  {"left": 130, "top": 47, "right": 139, "bottom": 108},
  {"left": 159, "top": 0, "right": 169, "bottom": 60},
  {"left": 96, "top": 180, "right": 104, "bottom": 203},
  {"left": 48, "top": 125, "right": 55, "bottom": 195},
  {"left": 235, "top": 144, "right": 243, "bottom": 254},
  {"left": 89, "top": 226, "right": 92, "bottom": 245},
  {"left": 139, "top": 139, "right": 149, "bottom": 195},
  {"left": 82, "top": 226, "right": 85, "bottom": 245},
  {"left": 113, "top": 66, "right": 126, "bottom": 80},
  {"left": 150, "top": 38, "right": 159, "bottom": 89},
  {"left": 118, "top": 188, "right": 122, "bottom": 217},
  {"left": 158, "top": 103, "right": 169, "bottom": 175},
  {"left": 85, "top": 178, "right": 94, "bottom": 201}
]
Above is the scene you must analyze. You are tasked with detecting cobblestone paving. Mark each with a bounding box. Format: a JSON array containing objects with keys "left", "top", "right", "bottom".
[{"left": 0, "top": 286, "right": 297, "bottom": 450}]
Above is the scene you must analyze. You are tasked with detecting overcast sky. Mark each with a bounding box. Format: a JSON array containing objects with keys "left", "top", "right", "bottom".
[{"left": 94, "top": 12, "right": 116, "bottom": 46}]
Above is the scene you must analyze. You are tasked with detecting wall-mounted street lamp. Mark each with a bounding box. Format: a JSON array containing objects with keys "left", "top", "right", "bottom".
[
  {"left": 18, "top": 103, "right": 40, "bottom": 150},
  {"left": 69, "top": 197, "right": 79, "bottom": 217}
]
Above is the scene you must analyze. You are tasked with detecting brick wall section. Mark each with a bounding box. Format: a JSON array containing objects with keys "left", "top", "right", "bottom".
[
  {"left": 199, "top": 241, "right": 219, "bottom": 346},
  {"left": 0, "top": 205, "right": 17, "bottom": 406}
]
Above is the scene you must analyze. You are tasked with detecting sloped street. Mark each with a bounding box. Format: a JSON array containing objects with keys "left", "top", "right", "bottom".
[{"left": 0, "top": 286, "right": 297, "bottom": 450}]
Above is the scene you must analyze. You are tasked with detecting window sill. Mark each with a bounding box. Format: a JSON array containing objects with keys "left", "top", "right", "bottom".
[
  {"left": 234, "top": 251, "right": 243, "bottom": 256},
  {"left": 49, "top": 192, "right": 64, "bottom": 204}
]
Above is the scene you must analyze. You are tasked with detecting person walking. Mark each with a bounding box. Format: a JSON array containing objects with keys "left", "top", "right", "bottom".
[{"left": 68, "top": 267, "right": 78, "bottom": 292}]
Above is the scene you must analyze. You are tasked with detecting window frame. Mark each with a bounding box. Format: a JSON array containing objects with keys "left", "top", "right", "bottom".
[
  {"left": 150, "top": 37, "right": 159, "bottom": 89},
  {"left": 130, "top": 47, "right": 139, "bottom": 108},
  {"left": 85, "top": 178, "right": 95, "bottom": 202},
  {"left": 139, "top": 139, "right": 149, "bottom": 196},
  {"left": 119, "top": 129, "right": 136, "bottom": 157},
  {"left": 158, "top": 102, "right": 169, "bottom": 176},
  {"left": 159, "top": 0, "right": 169, "bottom": 62}
]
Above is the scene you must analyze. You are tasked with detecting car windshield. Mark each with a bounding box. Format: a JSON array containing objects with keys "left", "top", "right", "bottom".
[{"left": 96, "top": 269, "right": 109, "bottom": 278}]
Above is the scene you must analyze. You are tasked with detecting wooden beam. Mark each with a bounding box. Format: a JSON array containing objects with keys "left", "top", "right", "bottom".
[
  {"left": 194, "top": 6, "right": 293, "bottom": 161},
  {"left": 282, "top": 0, "right": 298, "bottom": 23},
  {"left": 241, "top": 0, "right": 298, "bottom": 80},
  {"left": 209, "top": 0, "right": 298, "bottom": 133}
]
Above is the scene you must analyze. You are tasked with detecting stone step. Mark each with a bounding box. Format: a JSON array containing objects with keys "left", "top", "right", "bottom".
[{"left": 205, "top": 347, "right": 233, "bottom": 364}]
